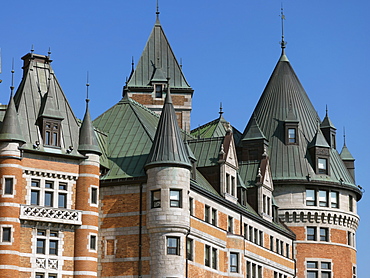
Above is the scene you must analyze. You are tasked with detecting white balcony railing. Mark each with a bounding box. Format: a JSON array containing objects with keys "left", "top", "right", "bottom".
[
  {"left": 36, "top": 257, "right": 58, "bottom": 270},
  {"left": 20, "top": 205, "right": 82, "bottom": 225}
]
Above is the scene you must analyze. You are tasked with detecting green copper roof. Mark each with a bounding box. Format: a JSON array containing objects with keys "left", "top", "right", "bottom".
[
  {"left": 321, "top": 109, "right": 336, "bottom": 129},
  {"left": 93, "top": 94, "right": 160, "bottom": 179},
  {"left": 14, "top": 53, "right": 81, "bottom": 155},
  {"left": 308, "top": 125, "right": 330, "bottom": 149},
  {"left": 78, "top": 100, "right": 101, "bottom": 155},
  {"left": 38, "top": 73, "right": 64, "bottom": 120},
  {"left": 191, "top": 114, "right": 242, "bottom": 142},
  {"left": 145, "top": 91, "right": 191, "bottom": 169},
  {"left": 0, "top": 94, "right": 25, "bottom": 143},
  {"left": 242, "top": 116, "right": 266, "bottom": 141},
  {"left": 127, "top": 18, "right": 191, "bottom": 89},
  {"left": 241, "top": 51, "right": 356, "bottom": 187},
  {"left": 238, "top": 161, "right": 260, "bottom": 187},
  {"left": 340, "top": 144, "right": 355, "bottom": 161},
  {"left": 188, "top": 137, "right": 224, "bottom": 167}
]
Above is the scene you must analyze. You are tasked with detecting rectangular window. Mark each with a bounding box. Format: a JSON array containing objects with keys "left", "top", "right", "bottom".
[
  {"left": 288, "top": 128, "right": 296, "bottom": 143},
  {"left": 247, "top": 261, "right": 251, "bottom": 278},
  {"left": 44, "top": 191, "right": 53, "bottom": 207},
  {"left": 43, "top": 120, "right": 61, "bottom": 147},
  {"left": 186, "top": 238, "right": 193, "bottom": 261},
  {"left": 205, "top": 205, "right": 210, "bottom": 223},
  {"left": 4, "top": 178, "right": 13, "bottom": 195},
  {"left": 151, "top": 190, "right": 161, "bottom": 208},
  {"left": 280, "top": 240, "right": 284, "bottom": 255},
  {"left": 320, "top": 228, "right": 329, "bottom": 242},
  {"left": 318, "top": 158, "right": 328, "bottom": 174},
  {"left": 276, "top": 238, "right": 280, "bottom": 253},
  {"left": 259, "top": 231, "right": 263, "bottom": 246},
  {"left": 330, "top": 191, "right": 339, "bottom": 208},
  {"left": 286, "top": 243, "right": 290, "bottom": 258},
  {"left": 230, "top": 252, "right": 239, "bottom": 273},
  {"left": 212, "top": 247, "right": 217, "bottom": 269},
  {"left": 252, "top": 263, "right": 256, "bottom": 278},
  {"left": 254, "top": 228, "right": 258, "bottom": 244},
  {"left": 270, "top": 236, "right": 274, "bottom": 250},
  {"left": 155, "top": 84, "right": 163, "bottom": 98},
  {"left": 90, "top": 235, "right": 97, "bottom": 250},
  {"left": 307, "top": 227, "right": 316, "bottom": 241},
  {"left": 306, "top": 189, "right": 316, "bottom": 206},
  {"left": 307, "top": 261, "right": 332, "bottom": 278},
  {"left": 226, "top": 173, "right": 230, "bottom": 194},
  {"left": 349, "top": 195, "right": 353, "bottom": 212},
  {"left": 244, "top": 224, "right": 248, "bottom": 239},
  {"left": 189, "top": 197, "right": 193, "bottom": 216},
  {"left": 249, "top": 226, "right": 253, "bottom": 242},
  {"left": 58, "top": 193, "right": 67, "bottom": 208},
  {"left": 170, "top": 189, "right": 182, "bottom": 207},
  {"left": 228, "top": 216, "right": 233, "bottom": 233},
  {"left": 2, "top": 227, "right": 11, "bottom": 242},
  {"left": 36, "top": 274, "right": 44, "bottom": 278},
  {"left": 205, "top": 245, "right": 210, "bottom": 266},
  {"left": 211, "top": 208, "right": 217, "bottom": 226},
  {"left": 49, "top": 240, "right": 58, "bottom": 255},
  {"left": 319, "top": 190, "right": 328, "bottom": 207},
  {"left": 167, "top": 237, "right": 179, "bottom": 255},
  {"left": 37, "top": 239, "right": 46, "bottom": 254},
  {"left": 91, "top": 187, "right": 98, "bottom": 204},
  {"left": 231, "top": 176, "right": 235, "bottom": 196}
]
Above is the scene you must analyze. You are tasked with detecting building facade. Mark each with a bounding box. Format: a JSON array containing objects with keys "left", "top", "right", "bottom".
[{"left": 0, "top": 11, "right": 361, "bottom": 278}]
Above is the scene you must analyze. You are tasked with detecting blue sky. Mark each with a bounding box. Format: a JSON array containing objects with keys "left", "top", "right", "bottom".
[{"left": 1, "top": 0, "right": 369, "bottom": 275}]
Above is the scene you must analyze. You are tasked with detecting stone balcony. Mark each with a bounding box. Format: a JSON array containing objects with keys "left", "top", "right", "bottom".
[{"left": 20, "top": 205, "right": 82, "bottom": 225}]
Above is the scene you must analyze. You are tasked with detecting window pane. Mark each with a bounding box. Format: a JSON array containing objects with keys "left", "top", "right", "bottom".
[
  {"left": 212, "top": 208, "right": 217, "bottom": 225},
  {"left": 306, "top": 189, "right": 316, "bottom": 206},
  {"left": 230, "top": 253, "right": 238, "bottom": 272},
  {"left": 49, "top": 240, "right": 58, "bottom": 255},
  {"left": 167, "top": 237, "right": 179, "bottom": 255},
  {"left": 45, "top": 131, "right": 51, "bottom": 145},
  {"left": 151, "top": 190, "right": 161, "bottom": 208},
  {"left": 31, "top": 190, "right": 40, "bottom": 205},
  {"left": 322, "top": 272, "right": 331, "bottom": 278},
  {"left": 59, "top": 183, "right": 67, "bottom": 190},
  {"left": 307, "top": 227, "right": 316, "bottom": 241},
  {"left": 90, "top": 235, "right": 96, "bottom": 250},
  {"left": 205, "top": 205, "right": 210, "bottom": 222},
  {"left": 186, "top": 238, "right": 193, "bottom": 261},
  {"left": 318, "top": 158, "right": 327, "bottom": 174},
  {"left": 320, "top": 228, "right": 328, "bottom": 241},
  {"left": 58, "top": 193, "right": 67, "bottom": 208},
  {"left": 32, "top": 180, "right": 40, "bottom": 187},
  {"left": 331, "top": 191, "right": 338, "bottom": 208},
  {"left": 45, "top": 192, "right": 53, "bottom": 207},
  {"left": 91, "top": 187, "right": 98, "bottom": 204},
  {"left": 4, "top": 178, "right": 13, "bottom": 194},
  {"left": 170, "top": 190, "right": 181, "bottom": 207},
  {"left": 45, "top": 181, "right": 54, "bottom": 189},
  {"left": 37, "top": 239, "right": 45, "bottom": 254},
  {"left": 321, "top": 262, "right": 331, "bottom": 269},
  {"left": 307, "top": 261, "right": 318, "bottom": 268},
  {"left": 52, "top": 132, "right": 58, "bottom": 146},
  {"left": 2, "top": 227, "right": 11, "bottom": 242},
  {"left": 319, "top": 190, "right": 328, "bottom": 207},
  {"left": 288, "top": 128, "right": 296, "bottom": 143},
  {"left": 307, "top": 271, "right": 317, "bottom": 278}
]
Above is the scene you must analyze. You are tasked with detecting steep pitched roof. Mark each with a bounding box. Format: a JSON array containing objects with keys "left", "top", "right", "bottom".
[
  {"left": 308, "top": 125, "right": 330, "bottom": 149},
  {"left": 127, "top": 18, "right": 191, "bottom": 89},
  {"left": 0, "top": 93, "right": 25, "bottom": 143},
  {"left": 191, "top": 113, "right": 242, "bottom": 142},
  {"left": 13, "top": 53, "right": 81, "bottom": 155},
  {"left": 241, "top": 50, "right": 356, "bottom": 187},
  {"left": 321, "top": 109, "right": 336, "bottom": 129},
  {"left": 93, "top": 94, "right": 159, "bottom": 179},
  {"left": 242, "top": 116, "right": 266, "bottom": 141},
  {"left": 188, "top": 137, "right": 224, "bottom": 167},
  {"left": 145, "top": 91, "right": 191, "bottom": 169},
  {"left": 78, "top": 100, "right": 101, "bottom": 155}
]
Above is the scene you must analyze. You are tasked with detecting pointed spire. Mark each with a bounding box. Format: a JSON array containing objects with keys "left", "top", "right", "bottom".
[
  {"left": 39, "top": 73, "right": 64, "bottom": 120},
  {"left": 308, "top": 122, "right": 329, "bottom": 149},
  {"left": 320, "top": 105, "right": 336, "bottom": 129},
  {"left": 145, "top": 79, "right": 191, "bottom": 169},
  {"left": 242, "top": 114, "right": 267, "bottom": 141},
  {"left": 155, "top": 0, "right": 160, "bottom": 25},
  {"left": 78, "top": 76, "right": 101, "bottom": 156},
  {"left": 0, "top": 65, "right": 25, "bottom": 143},
  {"left": 279, "top": 6, "right": 289, "bottom": 62},
  {"left": 219, "top": 102, "right": 223, "bottom": 116},
  {"left": 340, "top": 127, "right": 354, "bottom": 160}
]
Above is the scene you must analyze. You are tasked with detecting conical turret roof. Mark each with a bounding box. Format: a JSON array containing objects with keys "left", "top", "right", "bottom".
[
  {"left": 145, "top": 90, "right": 191, "bottom": 169},
  {"left": 0, "top": 94, "right": 25, "bottom": 143},
  {"left": 321, "top": 109, "right": 336, "bottom": 129},
  {"left": 241, "top": 49, "right": 355, "bottom": 187},
  {"left": 78, "top": 100, "right": 101, "bottom": 155}
]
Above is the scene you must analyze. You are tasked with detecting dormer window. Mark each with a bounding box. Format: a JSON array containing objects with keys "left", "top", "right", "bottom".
[
  {"left": 42, "top": 119, "right": 61, "bottom": 147},
  {"left": 288, "top": 128, "right": 296, "bottom": 143},
  {"left": 155, "top": 84, "right": 164, "bottom": 98},
  {"left": 318, "top": 158, "right": 328, "bottom": 174}
]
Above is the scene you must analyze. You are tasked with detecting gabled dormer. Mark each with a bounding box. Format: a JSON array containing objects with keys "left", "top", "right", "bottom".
[
  {"left": 320, "top": 107, "right": 336, "bottom": 149},
  {"left": 284, "top": 104, "right": 299, "bottom": 145},
  {"left": 38, "top": 73, "right": 64, "bottom": 147},
  {"left": 219, "top": 125, "right": 239, "bottom": 203},
  {"left": 308, "top": 125, "right": 330, "bottom": 175},
  {"left": 239, "top": 116, "right": 268, "bottom": 161},
  {"left": 150, "top": 66, "right": 167, "bottom": 99},
  {"left": 340, "top": 134, "right": 355, "bottom": 181}
]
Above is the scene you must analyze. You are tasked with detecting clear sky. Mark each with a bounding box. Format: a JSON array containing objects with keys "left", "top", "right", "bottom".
[{"left": 1, "top": 0, "right": 369, "bottom": 275}]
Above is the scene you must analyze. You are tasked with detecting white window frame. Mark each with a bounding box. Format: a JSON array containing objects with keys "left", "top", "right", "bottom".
[
  {"left": 0, "top": 225, "right": 13, "bottom": 245},
  {"left": 2, "top": 175, "right": 16, "bottom": 198},
  {"left": 89, "top": 185, "right": 99, "bottom": 207}
]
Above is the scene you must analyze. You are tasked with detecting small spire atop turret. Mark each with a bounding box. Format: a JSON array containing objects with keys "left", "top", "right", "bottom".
[
  {"left": 86, "top": 71, "right": 90, "bottom": 101},
  {"left": 31, "top": 45, "right": 34, "bottom": 53},
  {"left": 48, "top": 47, "right": 51, "bottom": 59},
  {"left": 279, "top": 5, "right": 287, "bottom": 52},
  {"left": 219, "top": 102, "right": 223, "bottom": 116},
  {"left": 343, "top": 127, "right": 347, "bottom": 146},
  {"left": 10, "top": 58, "right": 14, "bottom": 95},
  {"left": 131, "top": 56, "right": 135, "bottom": 72},
  {"left": 155, "top": 0, "right": 160, "bottom": 24}
]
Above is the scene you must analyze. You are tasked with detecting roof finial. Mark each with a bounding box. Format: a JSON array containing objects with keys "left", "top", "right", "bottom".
[
  {"left": 10, "top": 58, "right": 15, "bottom": 96},
  {"left": 86, "top": 71, "right": 90, "bottom": 103},
  {"left": 343, "top": 127, "right": 346, "bottom": 146},
  {"left": 131, "top": 56, "right": 135, "bottom": 71},
  {"left": 180, "top": 58, "right": 183, "bottom": 69},
  {"left": 325, "top": 104, "right": 328, "bottom": 116},
  {"left": 279, "top": 4, "right": 287, "bottom": 52},
  {"left": 31, "top": 45, "right": 34, "bottom": 53},
  {"left": 156, "top": 0, "right": 160, "bottom": 21},
  {"left": 219, "top": 102, "right": 223, "bottom": 115},
  {"left": 48, "top": 47, "right": 51, "bottom": 59}
]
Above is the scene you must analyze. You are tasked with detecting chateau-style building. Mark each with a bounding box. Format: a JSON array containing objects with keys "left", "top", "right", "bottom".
[{"left": 0, "top": 10, "right": 361, "bottom": 278}]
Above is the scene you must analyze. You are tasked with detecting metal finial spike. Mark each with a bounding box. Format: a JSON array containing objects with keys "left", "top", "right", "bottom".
[
  {"left": 31, "top": 45, "right": 34, "bottom": 53},
  {"left": 10, "top": 58, "right": 15, "bottom": 95},
  {"left": 86, "top": 71, "right": 90, "bottom": 102},
  {"left": 343, "top": 127, "right": 346, "bottom": 146},
  {"left": 180, "top": 58, "right": 183, "bottom": 69},
  {"left": 219, "top": 102, "right": 223, "bottom": 115},
  {"left": 279, "top": 4, "right": 287, "bottom": 50},
  {"left": 48, "top": 47, "right": 51, "bottom": 58},
  {"left": 131, "top": 56, "right": 134, "bottom": 71},
  {"left": 156, "top": 0, "right": 160, "bottom": 16},
  {"left": 325, "top": 104, "right": 328, "bottom": 116}
]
